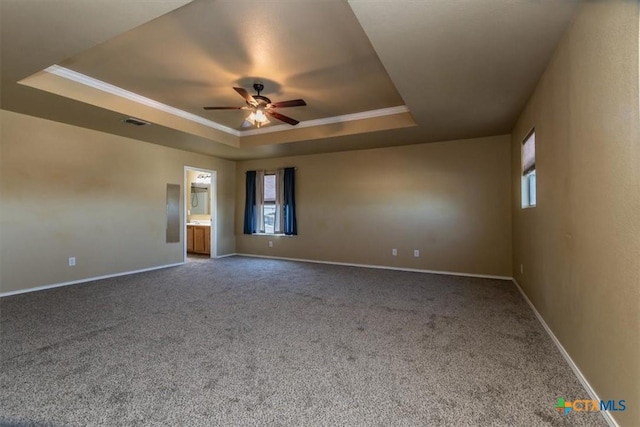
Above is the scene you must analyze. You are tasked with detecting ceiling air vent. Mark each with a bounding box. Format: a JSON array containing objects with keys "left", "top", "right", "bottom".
[{"left": 122, "top": 117, "right": 150, "bottom": 126}]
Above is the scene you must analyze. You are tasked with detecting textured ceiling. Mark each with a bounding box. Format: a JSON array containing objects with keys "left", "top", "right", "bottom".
[{"left": 1, "top": 0, "right": 581, "bottom": 160}]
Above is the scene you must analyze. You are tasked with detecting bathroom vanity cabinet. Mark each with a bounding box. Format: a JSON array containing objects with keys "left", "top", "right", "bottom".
[{"left": 187, "top": 225, "right": 210, "bottom": 255}]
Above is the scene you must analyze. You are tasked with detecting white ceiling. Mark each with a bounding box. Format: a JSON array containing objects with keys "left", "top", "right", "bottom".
[{"left": 1, "top": 0, "right": 580, "bottom": 160}]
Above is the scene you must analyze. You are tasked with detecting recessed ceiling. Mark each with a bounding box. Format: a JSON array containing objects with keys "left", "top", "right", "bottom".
[{"left": 1, "top": 0, "right": 580, "bottom": 160}]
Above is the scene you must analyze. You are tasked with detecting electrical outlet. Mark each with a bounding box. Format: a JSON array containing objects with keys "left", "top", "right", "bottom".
[
  {"left": 392, "top": 248, "right": 397, "bottom": 256},
  {"left": 414, "top": 250, "right": 420, "bottom": 257},
  {"left": 268, "top": 241, "right": 273, "bottom": 248},
  {"left": 69, "top": 257, "right": 76, "bottom": 267}
]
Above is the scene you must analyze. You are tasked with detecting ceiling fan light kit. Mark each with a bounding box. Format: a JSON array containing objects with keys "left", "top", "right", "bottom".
[
  {"left": 204, "top": 82, "right": 306, "bottom": 129},
  {"left": 246, "top": 109, "right": 270, "bottom": 128}
]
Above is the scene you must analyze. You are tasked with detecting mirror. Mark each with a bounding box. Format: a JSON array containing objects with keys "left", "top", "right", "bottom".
[
  {"left": 189, "top": 184, "right": 210, "bottom": 215},
  {"left": 166, "top": 183, "right": 180, "bottom": 243},
  {"left": 188, "top": 171, "right": 211, "bottom": 216}
]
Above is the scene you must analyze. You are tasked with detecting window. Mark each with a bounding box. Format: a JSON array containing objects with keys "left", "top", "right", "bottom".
[
  {"left": 243, "top": 168, "right": 297, "bottom": 236},
  {"left": 263, "top": 174, "right": 276, "bottom": 234},
  {"left": 522, "top": 129, "right": 536, "bottom": 208}
]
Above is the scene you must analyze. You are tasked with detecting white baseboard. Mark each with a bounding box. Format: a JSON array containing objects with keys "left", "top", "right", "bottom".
[
  {"left": 512, "top": 278, "right": 618, "bottom": 427},
  {"left": 215, "top": 253, "right": 237, "bottom": 259},
  {"left": 235, "top": 253, "right": 512, "bottom": 281},
  {"left": 0, "top": 262, "right": 184, "bottom": 298}
]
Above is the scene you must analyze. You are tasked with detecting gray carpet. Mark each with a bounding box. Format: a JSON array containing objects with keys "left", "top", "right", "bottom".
[{"left": 1, "top": 257, "right": 606, "bottom": 426}]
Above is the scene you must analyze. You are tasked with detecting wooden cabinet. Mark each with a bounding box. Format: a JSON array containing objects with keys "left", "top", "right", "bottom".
[
  {"left": 187, "top": 226, "right": 195, "bottom": 253},
  {"left": 187, "top": 225, "right": 210, "bottom": 255}
]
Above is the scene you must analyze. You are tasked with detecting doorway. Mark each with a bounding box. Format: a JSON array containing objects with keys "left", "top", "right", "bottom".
[{"left": 184, "top": 167, "right": 216, "bottom": 262}]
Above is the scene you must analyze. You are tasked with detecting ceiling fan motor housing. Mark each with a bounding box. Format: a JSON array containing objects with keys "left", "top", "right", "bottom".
[{"left": 252, "top": 82, "right": 270, "bottom": 105}]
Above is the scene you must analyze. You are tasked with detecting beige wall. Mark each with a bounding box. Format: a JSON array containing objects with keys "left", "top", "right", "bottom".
[
  {"left": 236, "top": 135, "right": 512, "bottom": 277},
  {"left": 0, "top": 110, "right": 236, "bottom": 294},
  {"left": 511, "top": 1, "right": 640, "bottom": 425}
]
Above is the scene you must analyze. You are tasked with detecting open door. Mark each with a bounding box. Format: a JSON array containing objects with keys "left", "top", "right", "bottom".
[{"left": 184, "top": 167, "right": 216, "bottom": 261}]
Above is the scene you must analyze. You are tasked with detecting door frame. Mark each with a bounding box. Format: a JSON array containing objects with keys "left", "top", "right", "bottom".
[{"left": 184, "top": 166, "right": 217, "bottom": 261}]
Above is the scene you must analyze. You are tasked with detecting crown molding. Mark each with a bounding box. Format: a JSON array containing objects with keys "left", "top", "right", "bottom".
[
  {"left": 239, "top": 105, "right": 411, "bottom": 136},
  {"left": 45, "top": 65, "right": 242, "bottom": 136},
  {"left": 45, "top": 65, "right": 410, "bottom": 138}
]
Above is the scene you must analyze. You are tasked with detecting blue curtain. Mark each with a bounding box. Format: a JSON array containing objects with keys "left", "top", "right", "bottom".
[
  {"left": 283, "top": 167, "right": 297, "bottom": 235},
  {"left": 243, "top": 170, "right": 256, "bottom": 234}
]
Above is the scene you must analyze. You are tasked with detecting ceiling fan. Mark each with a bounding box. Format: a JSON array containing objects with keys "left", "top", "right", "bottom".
[{"left": 204, "top": 82, "right": 306, "bottom": 128}]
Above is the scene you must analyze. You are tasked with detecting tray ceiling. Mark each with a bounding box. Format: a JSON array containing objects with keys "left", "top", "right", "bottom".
[{"left": 1, "top": 0, "right": 580, "bottom": 160}]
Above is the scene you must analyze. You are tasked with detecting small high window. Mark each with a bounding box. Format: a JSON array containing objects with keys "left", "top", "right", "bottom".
[{"left": 522, "top": 129, "right": 536, "bottom": 208}]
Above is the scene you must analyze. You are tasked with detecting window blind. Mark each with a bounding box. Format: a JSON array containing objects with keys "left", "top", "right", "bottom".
[{"left": 522, "top": 130, "right": 535, "bottom": 174}]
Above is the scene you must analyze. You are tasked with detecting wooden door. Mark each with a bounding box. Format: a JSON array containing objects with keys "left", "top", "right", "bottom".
[
  {"left": 204, "top": 226, "right": 211, "bottom": 255},
  {"left": 194, "top": 226, "right": 207, "bottom": 253}
]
